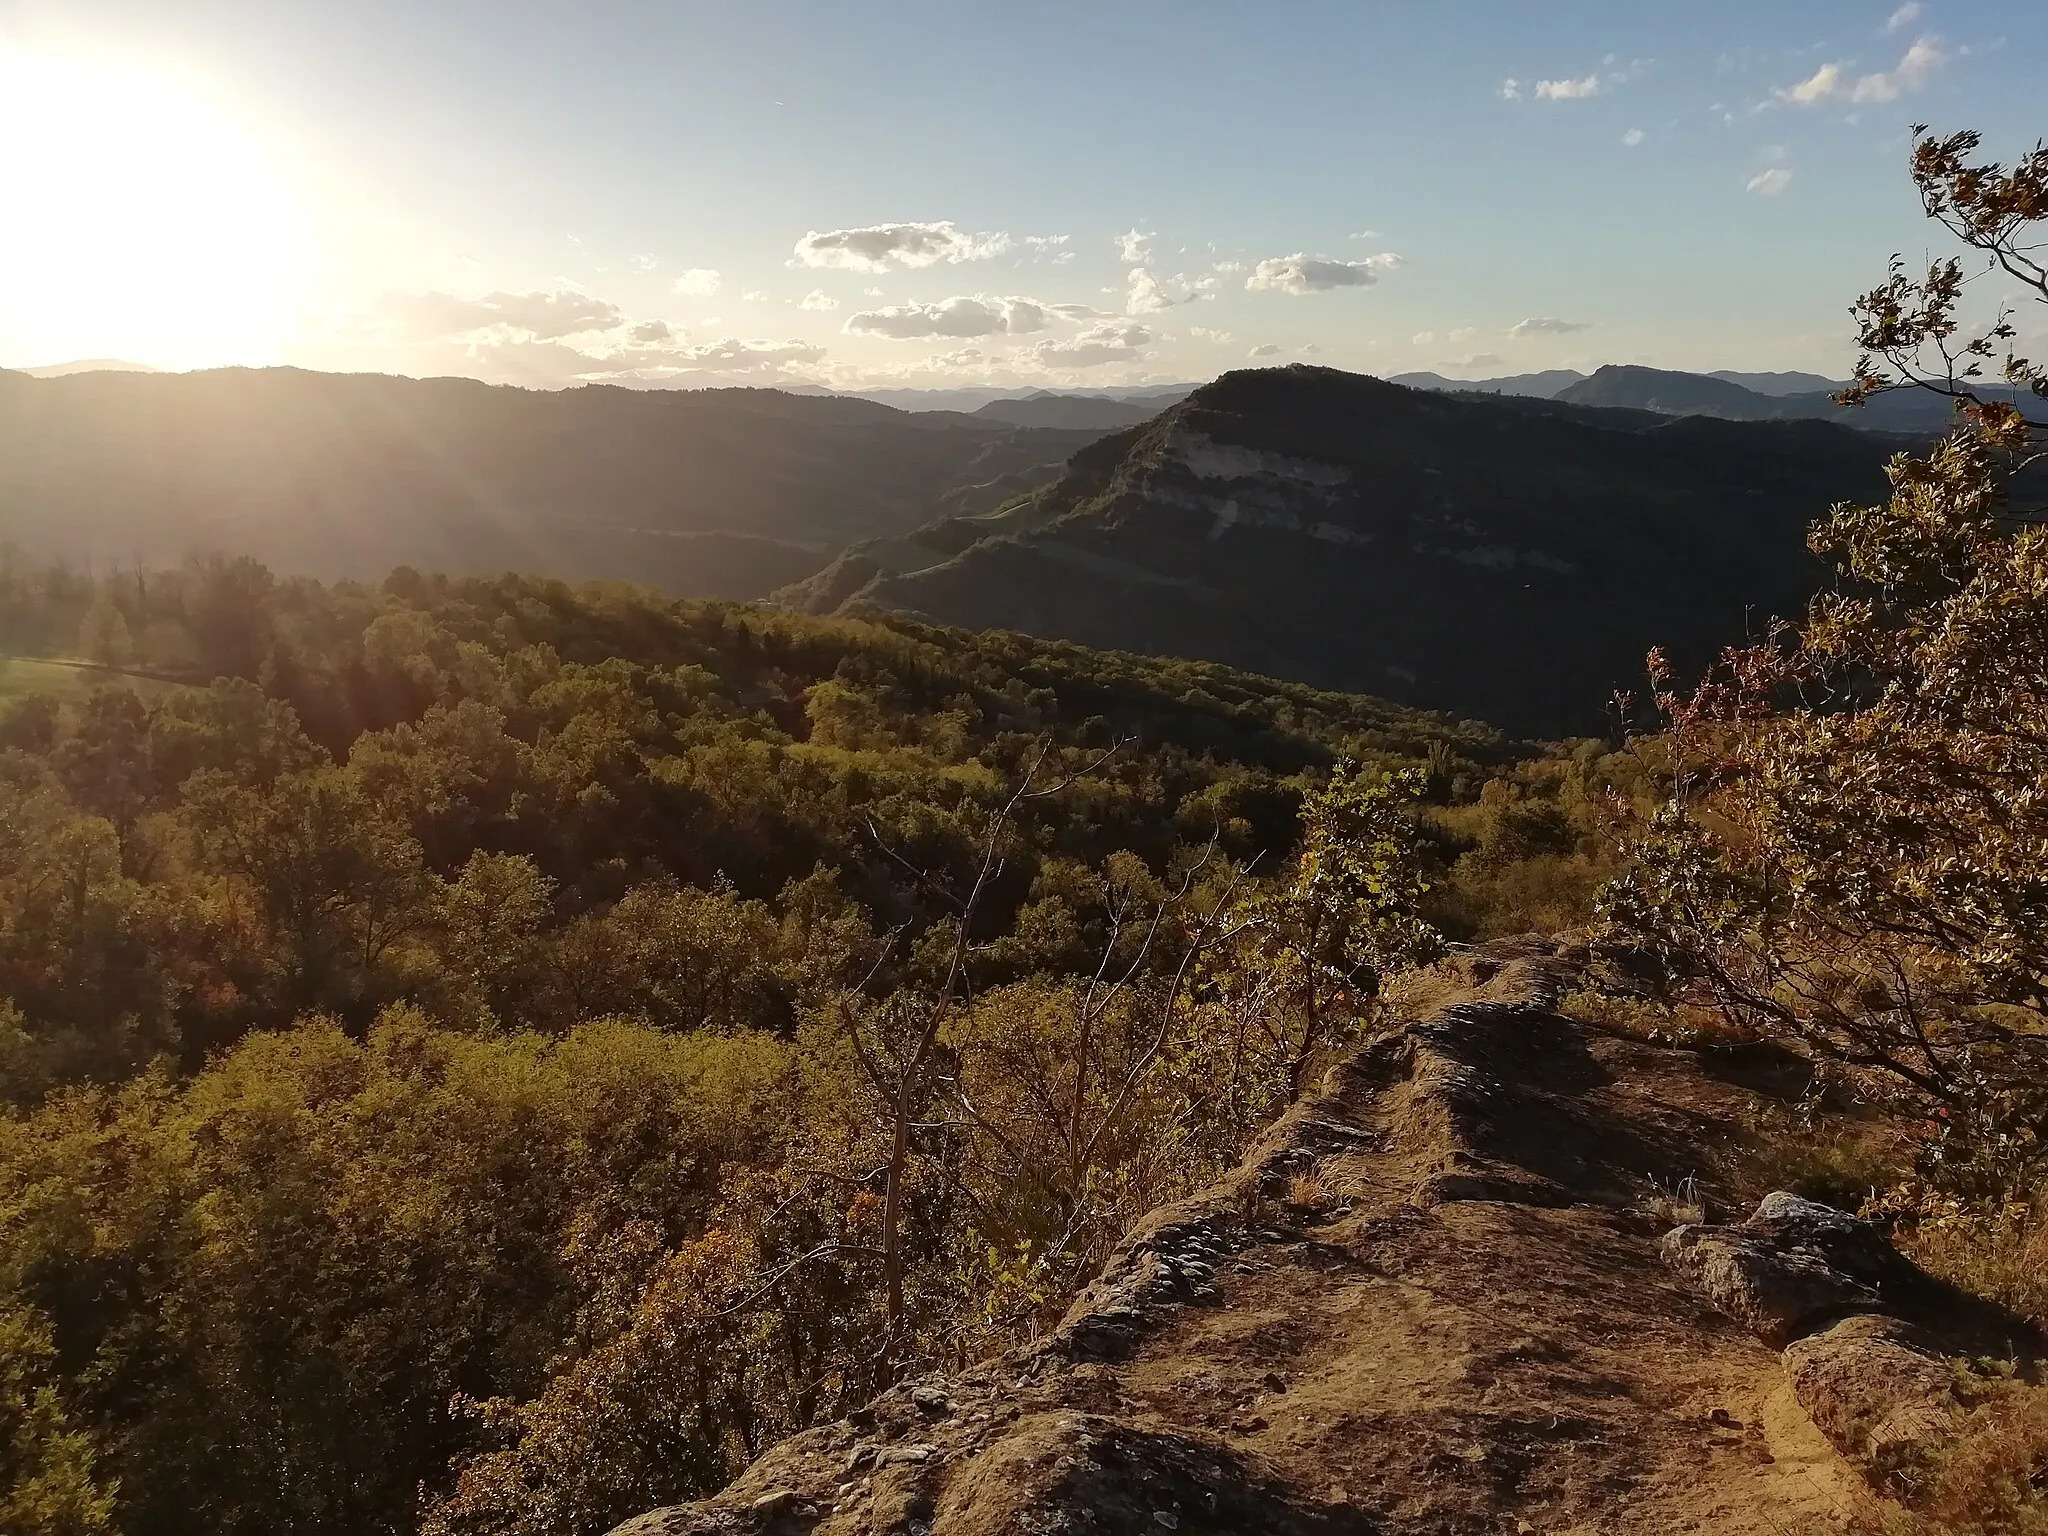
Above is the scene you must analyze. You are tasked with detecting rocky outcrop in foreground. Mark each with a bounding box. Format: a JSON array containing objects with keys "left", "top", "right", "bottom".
[{"left": 612, "top": 942, "right": 2040, "bottom": 1536}]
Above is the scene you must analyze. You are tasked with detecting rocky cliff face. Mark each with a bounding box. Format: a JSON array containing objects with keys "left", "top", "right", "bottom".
[
  {"left": 796, "top": 368, "right": 1898, "bottom": 737},
  {"left": 609, "top": 942, "right": 2041, "bottom": 1536}
]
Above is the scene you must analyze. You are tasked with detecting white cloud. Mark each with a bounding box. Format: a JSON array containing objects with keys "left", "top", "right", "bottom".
[
  {"left": 798, "top": 289, "right": 838, "bottom": 312},
  {"left": 1775, "top": 37, "right": 1946, "bottom": 105},
  {"left": 1536, "top": 74, "right": 1601, "bottom": 100},
  {"left": 816, "top": 346, "right": 1011, "bottom": 387},
  {"left": 630, "top": 253, "right": 658, "bottom": 273},
  {"left": 1499, "top": 78, "right": 1522, "bottom": 101},
  {"left": 627, "top": 319, "right": 676, "bottom": 344},
  {"left": 1452, "top": 352, "right": 1504, "bottom": 368},
  {"left": 1777, "top": 61, "right": 1843, "bottom": 104},
  {"left": 672, "top": 268, "right": 722, "bottom": 296},
  {"left": 374, "top": 288, "right": 625, "bottom": 341},
  {"left": 741, "top": 289, "right": 768, "bottom": 303},
  {"left": 862, "top": 286, "right": 885, "bottom": 297},
  {"left": 438, "top": 331, "right": 825, "bottom": 389},
  {"left": 667, "top": 337, "right": 825, "bottom": 371},
  {"left": 1852, "top": 37, "right": 1947, "bottom": 100},
  {"left": 793, "top": 221, "right": 1010, "bottom": 272},
  {"left": 1299, "top": 344, "right": 1322, "bottom": 355},
  {"left": 1509, "top": 316, "right": 1593, "bottom": 338},
  {"left": 1116, "top": 228, "right": 1154, "bottom": 264},
  {"left": 1188, "top": 326, "right": 1234, "bottom": 343},
  {"left": 1031, "top": 322, "right": 1152, "bottom": 367},
  {"left": 1885, "top": 2, "right": 1922, "bottom": 33},
  {"left": 844, "top": 295, "right": 1061, "bottom": 339},
  {"left": 1245, "top": 252, "right": 1401, "bottom": 295},
  {"left": 1411, "top": 331, "right": 1435, "bottom": 346},
  {"left": 1623, "top": 127, "right": 1646, "bottom": 147},
  {"left": 1212, "top": 259, "right": 1245, "bottom": 275},
  {"left": 1125, "top": 267, "right": 1175, "bottom": 314},
  {"left": 1448, "top": 326, "right": 1477, "bottom": 344},
  {"left": 1248, "top": 343, "right": 1281, "bottom": 357},
  {"left": 1746, "top": 167, "right": 1795, "bottom": 196}
]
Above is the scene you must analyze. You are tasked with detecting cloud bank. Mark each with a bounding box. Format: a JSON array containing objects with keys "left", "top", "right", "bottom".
[
  {"left": 377, "top": 289, "right": 625, "bottom": 341},
  {"left": 1031, "top": 322, "right": 1152, "bottom": 367},
  {"left": 794, "top": 221, "right": 1011, "bottom": 272},
  {"left": 1508, "top": 316, "right": 1592, "bottom": 338},
  {"left": 843, "top": 295, "right": 1068, "bottom": 339},
  {"left": 1775, "top": 36, "right": 1946, "bottom": 106},
  {"left": 1245, "top": 253, "right": 1401, "bottom": 295}
]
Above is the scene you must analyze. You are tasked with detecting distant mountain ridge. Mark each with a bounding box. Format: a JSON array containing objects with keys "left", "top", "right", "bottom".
[
  {"left": 1387, "top": 368, "right": 1588, "bottom": 399},
  {"left": 781, "top": 365, "right": 1899, "bottom": 735},
  {"left": 1394, "top": 362, "right": 2026, "bottom": 432},
  {"left": 0, "top": 366, "right": 1114, "bottom": 598},
  {"left": 812, "top": 381, "right": 1202, "bottom": 414},
  {"left": 1557, "top": 366, "right": 1787, "bottom": 417},
  {"left": 970, "top": 389, "right": 1193, "bottom": 430},
  {"left": 11, "top": 358, "right": 163, "bottom": 378},
  {"left": 1707, "top": 369, "right": 1845, "bottom": 396},
  {"left": 1389, "top": 367, "right": 1850, "bottom": 401}
]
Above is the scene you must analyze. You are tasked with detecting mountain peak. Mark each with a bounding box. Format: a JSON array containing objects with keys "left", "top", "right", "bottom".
[{"left": 790, "top": 365, "right": 1893, "bottom": 735}]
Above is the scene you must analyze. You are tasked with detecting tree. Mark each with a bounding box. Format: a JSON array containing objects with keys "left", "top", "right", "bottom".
[
  {"left": 0, "top": 1301, "right": 115, "bottom": 1536},
  {"left": 75, "top": 595, "right": 132, "bottom": 669},
  {"left": 1205, "top": 762, "right": 1443, "bottom": 1106},
  {"left": 1603, "top": 126, "right": 2048, "bottom": 1194},
  {"left": 184, "top": 767, "right": 437, "bottom": 1014},
  {"left": 926, "top": 836, "right": 1254, "bottom": 1335}
]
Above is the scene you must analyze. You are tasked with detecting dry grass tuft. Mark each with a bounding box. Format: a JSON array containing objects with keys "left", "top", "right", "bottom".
[
  {"left": 1284, "top": 1170, "right": 1330, "bottom": 1211},
  {"left": 1864, "top": 1375, "right": 2048, "bottom": 1534},
  {"left": 1557, "top": 986, "right": 1751, "bottom": 1049},
  {"left": 1882, "top": 1194, "right": 2048, "bottom": 1336},
  {"left": 1641, "top": 1174, "right": 1707, "bottom": 1228}
]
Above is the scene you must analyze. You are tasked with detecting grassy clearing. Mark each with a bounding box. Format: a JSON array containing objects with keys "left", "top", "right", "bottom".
[{"left": 0, "top": 655, "right": 184, "bottom": 703}]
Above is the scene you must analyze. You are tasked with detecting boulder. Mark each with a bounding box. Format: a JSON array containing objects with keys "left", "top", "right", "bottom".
[
  {"left": 1661, "top": 1192, "right": 1935, "bottom": 1346},
  {"left": 1784, "top": 1314, "right": 1961, "bottom": 1485}
]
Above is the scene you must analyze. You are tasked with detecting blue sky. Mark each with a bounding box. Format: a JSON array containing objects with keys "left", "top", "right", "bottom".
[{"left": 1, "top": 0, "right": 2040, "bottom": 390}]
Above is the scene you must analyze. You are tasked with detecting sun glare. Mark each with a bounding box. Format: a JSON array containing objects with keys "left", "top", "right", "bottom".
[{"left": 0, "top": 50, "right": 311, "bottom": 371}]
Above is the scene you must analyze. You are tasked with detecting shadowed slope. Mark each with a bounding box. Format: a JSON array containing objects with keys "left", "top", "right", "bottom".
[
  {"left": 0, "top": 368, "right": 1110, "bottom": 597},
  {"left": 797, "top": 367, "right": 1897, "bottom": 736}
]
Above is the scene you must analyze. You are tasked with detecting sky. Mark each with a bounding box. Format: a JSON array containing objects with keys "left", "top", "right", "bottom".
[{"left": 0, "top": 0, "right": 2041, "bottom": 393}]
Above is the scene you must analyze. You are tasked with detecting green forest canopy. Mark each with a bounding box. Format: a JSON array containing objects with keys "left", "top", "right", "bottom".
[{"left": 0, "top": 554, "right": 1635, "bottom": 1536}]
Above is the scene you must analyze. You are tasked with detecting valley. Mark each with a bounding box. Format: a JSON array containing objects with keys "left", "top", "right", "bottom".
[
  {"left": 3, "top": 361, "right": 1931, "bottom": 736},
  {"left": 8, "top": 9, "right": 2048, "bottom": 1536}
]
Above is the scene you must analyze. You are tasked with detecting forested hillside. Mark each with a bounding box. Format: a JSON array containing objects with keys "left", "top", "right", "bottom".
[
  {"left": 0, "top": 554, "right": 1641, "bottom": 1536},
  {"left": 789, "top": 368, "right": 1899, "bottom": 735},
  {"left": 0, "top": 369, "right": 1105, "bottom": 598}
]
